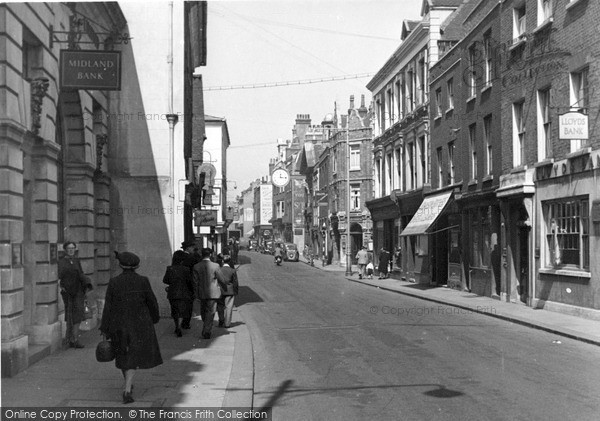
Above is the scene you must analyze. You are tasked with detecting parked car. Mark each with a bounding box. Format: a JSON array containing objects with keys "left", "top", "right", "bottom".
[{"left": 283, "top": 243, "right": 299, "bottom": 262}]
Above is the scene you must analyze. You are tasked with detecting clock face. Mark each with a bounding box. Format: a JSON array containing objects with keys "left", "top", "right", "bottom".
[{"left": 272, "top": 168, "right": 290, "bottom": 187}]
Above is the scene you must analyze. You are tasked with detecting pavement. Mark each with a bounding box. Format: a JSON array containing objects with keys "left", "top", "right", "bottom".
[
  {"left": 299, "top": 255, "right": 600, "bottom": 347},
  {"left": 1, "top": 299, "right": 254, "bottom": 408}
]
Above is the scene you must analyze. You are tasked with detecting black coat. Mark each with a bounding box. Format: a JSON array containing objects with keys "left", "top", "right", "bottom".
[
  {"left": 162, "top": 265, "right": 194, "bottom": 301},
  {"left": 220, "top": 266, "right": 239, "bottom": 296},
  {"left": 100, "top": 270, "right": 163, "bottom": 370},
  {"left": 58, "top": 256, "right": 93, "bottom": 324}
]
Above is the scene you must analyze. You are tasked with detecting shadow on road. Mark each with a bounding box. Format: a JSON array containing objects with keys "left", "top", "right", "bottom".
[{"left": 235, "top": 286, "right": 264, "bottom": 307}]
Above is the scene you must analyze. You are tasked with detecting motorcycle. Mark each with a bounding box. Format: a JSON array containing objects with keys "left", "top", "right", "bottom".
[{"left": 275, "top": 255, "right": 282, "bottom": 266}]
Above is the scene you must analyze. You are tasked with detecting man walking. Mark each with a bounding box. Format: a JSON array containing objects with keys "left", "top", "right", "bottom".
[
  {"left": 179, "top": 240, "right": 200, "bottom": 329},
  {"left": 193, "top": 248, "right": 225, "bottom": 339},
  {"left": 355, "top": 246, "right": 369, "bottom": 279}
]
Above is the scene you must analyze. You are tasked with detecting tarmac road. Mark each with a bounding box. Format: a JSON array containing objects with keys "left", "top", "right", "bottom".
[{"left": 236, "top": 251, "right": 600, "bottom": 421}]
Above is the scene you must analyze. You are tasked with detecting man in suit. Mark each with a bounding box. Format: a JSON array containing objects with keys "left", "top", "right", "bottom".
[
  {"left": 193, "top": 248, "right": 225, "bottom": 339},
  {"left": 355, "top": 246, "right": 369, "bottom": 279},
  {"left": 178, "top": 240, "right": 200, "bottom": 329}
]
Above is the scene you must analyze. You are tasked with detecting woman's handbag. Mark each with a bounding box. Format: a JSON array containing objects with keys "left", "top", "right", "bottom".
[{"left": 96, "top": 337, "right": 115, "bottom": 362}]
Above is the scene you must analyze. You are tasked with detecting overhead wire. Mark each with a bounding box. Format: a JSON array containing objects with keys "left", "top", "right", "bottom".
[{"left": 204, "top": 73, "right": 374, "bottom": 91}]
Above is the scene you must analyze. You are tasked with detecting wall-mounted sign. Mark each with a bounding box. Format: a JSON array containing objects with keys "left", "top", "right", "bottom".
[
  {"left": 559, "top": 112, "right": 588, "bottom": 140},
  {"left": 194, "top": 210, "right": 218, "bottom": 227},
  {"left": 60, "top": 50, "right": 121, "bottom": 90}
]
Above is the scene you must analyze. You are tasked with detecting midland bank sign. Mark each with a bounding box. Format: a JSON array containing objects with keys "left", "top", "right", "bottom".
[{"left": 60, "top": 50, "right": 121, "bottom": 90}]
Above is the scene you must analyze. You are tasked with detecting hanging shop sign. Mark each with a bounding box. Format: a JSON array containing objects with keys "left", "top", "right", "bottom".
[
  {"left": 194, "top": 210, "right": 218, "bottom": 227},
  {"left": 60, "top": 50, "right": 122, "bottom": 90},
  {"left": 558, "top": 111, "right": 588, "bottom": 140}
]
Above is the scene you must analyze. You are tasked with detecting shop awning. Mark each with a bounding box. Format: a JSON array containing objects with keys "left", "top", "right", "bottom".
[{"left": 400, "top": 191, "right": 453, "bottom": 237}]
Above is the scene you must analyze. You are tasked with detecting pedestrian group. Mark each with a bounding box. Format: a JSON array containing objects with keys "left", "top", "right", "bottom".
[{"left": 58, "top": 239, "right": 239, "bottom": 405}]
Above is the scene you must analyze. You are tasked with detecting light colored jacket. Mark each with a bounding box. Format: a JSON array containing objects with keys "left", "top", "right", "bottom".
[
  {"left": 356, "top": 249, "right": 369, "bottom": 265},
  {"left": 193, "top": 258, "right": 225, "bottom": 300}
]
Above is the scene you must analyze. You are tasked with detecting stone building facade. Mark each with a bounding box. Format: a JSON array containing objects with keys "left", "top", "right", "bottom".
[{"left": 1, "top": 1, "right": 205, "bottom": 376}]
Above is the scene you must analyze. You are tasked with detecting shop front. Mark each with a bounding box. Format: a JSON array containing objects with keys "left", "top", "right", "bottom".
[{"left": 399, "top": 190, "right": 454, "bottom": 285}]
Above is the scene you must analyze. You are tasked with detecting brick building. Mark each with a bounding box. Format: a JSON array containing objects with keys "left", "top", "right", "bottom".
[
  {"left": 429, "top": 1, "right": 503, "bottom": 293},
  {"left": 298, "top": 97, "right": 373, "bottom": 269},
  {"left": 497, "top": 0, "right": 600, "bottom": 314},
  {"left": 367, "top": 0, "right": 463, "bottom": 282}
]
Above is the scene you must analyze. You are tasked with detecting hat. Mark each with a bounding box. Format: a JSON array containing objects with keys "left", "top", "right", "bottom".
[
  {"left": 181, "top": 240, "right": 196, "bottom": 249},
  {"left": 114, "top": 251, "right": 140, "bottom": 269},
  {"left": 172, "top": 250, "right": 188, "bottom": 266}
]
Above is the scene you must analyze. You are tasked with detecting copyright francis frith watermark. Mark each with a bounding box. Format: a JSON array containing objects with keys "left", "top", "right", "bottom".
[{"left": 369, "top": 305, "right": 497, "bottom": 317}]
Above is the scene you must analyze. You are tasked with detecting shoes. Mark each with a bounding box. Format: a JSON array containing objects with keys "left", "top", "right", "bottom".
[
  {"left": 358, "top": 275, "right": 362, "bottom": 279},
  {"left": 202, "top": 333, "right": 211, "bottom": 339},
  {"left": 69, "top": 341, "right": 84, "bottom": 349},
  {"left": 175, "top": 328, "right": 182, "bottom": 337},
  {"left": 182, "top": 324, "right": 191, "bottom": 329},
  {"left": 218, "top": 321, "right": 224, "bottom": 327},
  {"left": 122, "top": 391, "right": 134, "bottom": 404}
]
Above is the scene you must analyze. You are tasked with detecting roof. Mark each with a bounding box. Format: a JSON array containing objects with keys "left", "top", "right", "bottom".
[{"left": 401, "top": 20, "right": 420, "bottom": 41}]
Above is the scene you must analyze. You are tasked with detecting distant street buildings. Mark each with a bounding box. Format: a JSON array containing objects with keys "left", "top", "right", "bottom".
[{"left": 239, "top": 0, "right": 600, "bottom": 320}]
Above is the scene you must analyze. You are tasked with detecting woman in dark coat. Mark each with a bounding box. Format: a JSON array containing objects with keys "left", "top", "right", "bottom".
[
  {"left": 163, "top": 250, "right": 194, "bottom": 337},
  {"left": 100, "top": 251, "right": 163, "bottom": 404},
  {"left": 58, "top": 241, "right": 93, "bottom": 348},
  {"left": 378, "top": 247, "right": 391, "bottom": 279}
]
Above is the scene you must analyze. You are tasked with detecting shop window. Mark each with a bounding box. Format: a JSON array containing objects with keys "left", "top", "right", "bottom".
[
  {"left": 544, "top": 197, "right": 589, "bottom": 270},
  {"left": 469, "top": 207, "right": 491, "bottom": 268}
]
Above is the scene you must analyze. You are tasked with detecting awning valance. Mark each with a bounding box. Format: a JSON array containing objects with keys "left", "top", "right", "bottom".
[{"left": 400, "top": 191, "right": 453, "bottom": 237}]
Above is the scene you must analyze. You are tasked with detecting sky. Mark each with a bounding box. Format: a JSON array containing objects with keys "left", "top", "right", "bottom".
[{"left": 200, "top": 0, "right": 424, "bottom": 195}]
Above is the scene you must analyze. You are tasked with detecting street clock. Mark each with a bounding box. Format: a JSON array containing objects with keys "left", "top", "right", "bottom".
[{"left": 272, "top": 168, "right": 290, "bottom": 187}]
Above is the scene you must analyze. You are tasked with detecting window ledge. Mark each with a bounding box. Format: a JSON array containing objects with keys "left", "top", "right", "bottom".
[
  {"left": 445, "top": 107, "right": 454, "bottom": 115},
  {"left": 539, "top": 268, "right": 591, "bottom": 279},
  {"left": 533, "top": 158, "right": 554, "bottom": 168},
  {"left": 481, "top": 83, "right": 492, "bottom": 94},
  {"left": 466, "top": 95, "right": 477, "bottom": 103},
  {"left": 468, "top": 179, "right": 477, "bottom": 186},
  {"left": 567, "top": 147, "right": 591, "bottom": 159},
  {"left": 533, "top": 18, "right": 553, "bottom": 34},
  {"left": 510, "top": 165, "right": 528, "bottom": 173},
  {"left": 350, "top": 168, "right": 361, "bottom": 172},
  {"left": 434, "top": 114, "right": 442, "bottom": 122},
  {"left": 482, "top": 174, "right": 494, "bottom": 182},
  {"left": 566, "top": 0, "right": 585, "bottom": 11},
  {"left": 509, "top": 37, "right": 526, "bottom": 51}
]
